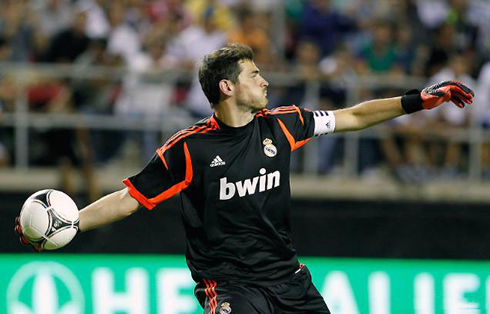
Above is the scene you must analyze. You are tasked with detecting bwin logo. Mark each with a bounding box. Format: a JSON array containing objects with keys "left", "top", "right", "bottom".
[{"left": 219, "top": 168, "right": 280, "bottom": 200}]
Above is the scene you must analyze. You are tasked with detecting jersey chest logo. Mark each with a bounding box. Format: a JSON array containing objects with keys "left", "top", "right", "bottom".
[
  {"left": 219, "top": 168, "right": 281, "bottom": 200},
  {"left": 263, "top": 138, "right": 277, "bottom": 157}
]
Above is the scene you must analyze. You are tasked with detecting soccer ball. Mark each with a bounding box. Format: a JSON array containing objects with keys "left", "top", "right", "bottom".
[{"left": 20, "top": 189, "right": 79, "bottom": 250}]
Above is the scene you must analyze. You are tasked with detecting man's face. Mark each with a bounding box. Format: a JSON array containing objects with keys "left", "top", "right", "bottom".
[{"left": 234, "top": 59, "right": 269, "bottom": 112}]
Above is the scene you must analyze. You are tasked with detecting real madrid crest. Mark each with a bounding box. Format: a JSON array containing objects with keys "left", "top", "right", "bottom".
[
  {"left": 263, "top": 138, "right": 277, "bottom": 157},
  {"left": 220, "top": 302, "right": 232, "bottom": 314}
]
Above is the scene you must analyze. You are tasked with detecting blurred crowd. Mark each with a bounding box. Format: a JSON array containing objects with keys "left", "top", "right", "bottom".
[{"left": 0, "top": 0, "right": 490, "bottom": 191}]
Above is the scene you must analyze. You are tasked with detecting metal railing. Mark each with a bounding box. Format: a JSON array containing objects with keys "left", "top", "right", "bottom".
[{"left": 0, "top": 62, "right": 487, "bottom": 181}]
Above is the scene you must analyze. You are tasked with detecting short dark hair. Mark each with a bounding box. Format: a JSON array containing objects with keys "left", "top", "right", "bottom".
[{"left": 198, "top": 43, "right": 254, "bottom": 107}]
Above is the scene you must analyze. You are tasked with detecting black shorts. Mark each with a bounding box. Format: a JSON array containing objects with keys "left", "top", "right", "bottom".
[{"left": 194, "top": 265, "right": 330, "bottom": 314}]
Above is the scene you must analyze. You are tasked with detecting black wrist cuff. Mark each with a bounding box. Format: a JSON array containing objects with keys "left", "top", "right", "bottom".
[{"left": 401, "top": 89, "right": 423, "bottom": 114}]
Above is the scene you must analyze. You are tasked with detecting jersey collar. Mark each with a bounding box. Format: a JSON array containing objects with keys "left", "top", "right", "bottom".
[{"left": 212, "top": 114, "right": 256, "bottom": 133}]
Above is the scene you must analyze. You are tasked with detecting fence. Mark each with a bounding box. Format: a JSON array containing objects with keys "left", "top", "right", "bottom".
[{"left": 0, "top": 62, "right": 487, "bottom": 181}]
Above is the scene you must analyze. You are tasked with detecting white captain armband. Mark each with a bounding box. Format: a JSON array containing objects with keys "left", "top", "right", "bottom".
[{"left": 313, "top": 110, "right": 336, "bottom": 136}]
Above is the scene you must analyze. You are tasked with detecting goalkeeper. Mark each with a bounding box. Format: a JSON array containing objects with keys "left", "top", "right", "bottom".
[{"left": 16, "top": 44, "right": 474, "bottom": 313}]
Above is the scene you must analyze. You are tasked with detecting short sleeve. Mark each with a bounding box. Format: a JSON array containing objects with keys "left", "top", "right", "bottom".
[
  {"left": 272, "top": 106, "right": 315, "bottom": 151},
  {"left": 123, "top": 140, "right": 193, "bottom": 209}
]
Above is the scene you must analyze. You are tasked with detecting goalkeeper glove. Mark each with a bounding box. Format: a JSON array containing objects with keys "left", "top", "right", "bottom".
[
  {"left": 401, "top": 80, "right": 474, "bottom": 114},
  {"left": 15, "top": 216, "right": 43, "bottom": 252}
]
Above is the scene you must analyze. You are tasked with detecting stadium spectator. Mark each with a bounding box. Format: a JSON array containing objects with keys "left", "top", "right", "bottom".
[
  {"left": 0, "top": 35, "right": 16, "bottom": 166},
  {"left": 299, "top": 0, "right": 357, "bottom": 57},
  {"left": 380, "top": 99, "right": 434, "bottom": 182},
  {"left": 356, "top": 19, "right": 402, "bottom": 75},
  {"left": 389, "top": 0, "right": 426, "bottom": 35},
  {"left": 125, "top": 0, "right": 149, "bottom": 32},
  {"left": 0, "top": 142, "right": 8, "bottom": 167},
  {"left": 73, "top": 38, "right": 121, "bottom": 113},
  {"left": 354, "top": 19, "right": 406, "bottom": 176},
  {"left": 390, "top": 0, "right": 430, "bottom": 76},
  {"left": 393, "top": 26, "right": 416, "bottom": 75},
  {"left": 283, "top": 41, "right": 325, "bottom": 109},
  {"left": 185, "top": 0, "right": 236, "bottom": 32},
  {"left": 377, "top": 7, "right": 431, "bottom": 178},
  {"left": 78, "top": 0, "right": 111, "bottom": 39},
  {"left": 168, "top": 7, "right": 227, "bottom": 118},
  {"left": 0, "top": 72, "right": 15, "bottom": 167},
  {"left": 283, "top": 40, "right": 345, "bottom": 173},
  {"left": 466, "top": 0, "right": 490, "bottom": 60},
  {"left": 416, "top": 0, "right": 450, "bottom": 29},
  {"left": 0, "top": 37, "right": 12, "bottom": 65},
  {"left": 146, "top": 0, "right": 192, "bottom": 27},
  {"left": 145, "top": 0, "right": 192, "bottom": 40},
  {"left": 316, "top": 45, "right": 355, "bottom": 174},
  {"left": 43, "top": 8, "right": 90, "bottom": 63},
  {"left": 283, "top": 0, "right": 304, "bottom": 59},
  {"left": 474, "top": 60, "right": 490, "bottom": 179},
  {"left": 168, "top": 6, "right": 227, "bottom": 67},
  {"left": 228, "top": 8, "right": 270, "bottom": 56},
  {"left": 115, "top": 35, "right": 178, "bottom": 162},
  {"left": 425, "top": 23, "right": 457, "bottom": 78},
  {"left": 33, "top": 0, "right": 72, "bottom": 39},
  {"left": 445, "top": 0, "right": 479, "bottom": 54},
  {"left": 426, "top": 54, "right": 476, "bottom": 178},
  {"left": 23, "top": 4, "right": 99, "bottom": 199},
  {"left": 422, "top": 0, "right": 479, "bottom": 76},
  {"left": 72, "top": 38, "right": 123, "bottom": 167},
  {"left": 25, "top": 72, "right": 101, "bottom": 200},
  {"left": 0, "top": 0, "right": 44, "bottom": 62},
  {"left": 393, "top": 23, "right": 427, "bottom": 76},
  {"left": 32, "top": 0, "right": 70, "bottom": 37},
  {"left": 106, "top": 2, "right": 142, "bottom": 64}
]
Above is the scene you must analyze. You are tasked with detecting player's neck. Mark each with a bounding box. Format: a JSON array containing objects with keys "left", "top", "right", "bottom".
[{"left": 214, "top": 103, "right": 255, "bottom": 128}]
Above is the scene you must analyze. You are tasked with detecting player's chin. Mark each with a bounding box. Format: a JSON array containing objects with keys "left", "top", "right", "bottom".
[
  {"left": 251, "top": 97, "right": 268, "bottom": 112},
  {"left": 261, "top": 97, "right": 269, "bottom": 108}
]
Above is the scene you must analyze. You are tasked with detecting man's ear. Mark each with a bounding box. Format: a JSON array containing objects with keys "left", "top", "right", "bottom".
[{"left": 219, "top": 79, "right": 234, "bottom": 97}]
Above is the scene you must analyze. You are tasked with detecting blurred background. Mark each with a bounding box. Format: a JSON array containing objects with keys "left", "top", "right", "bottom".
[{"left": 1, "top": 0, "right": 490, "bottom": 313}]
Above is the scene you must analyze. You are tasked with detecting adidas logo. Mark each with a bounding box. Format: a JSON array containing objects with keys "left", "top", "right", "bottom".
[{"left": 210, "top": 155, "right": 226, "bottom": 167}]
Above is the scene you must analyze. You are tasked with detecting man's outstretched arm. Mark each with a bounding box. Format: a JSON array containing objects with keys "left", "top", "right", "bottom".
[
  {"left": 333, "top": 81, "right": 475, "bottom": 133},
  {"left": 15, "top": 187, "right": 141, "bottom": 251},
  {"left": 79, "top": 188, "right": 140, "bottom": 232},
  {"left": 333, "top": 97, "right": 404, "bottom": 132}
]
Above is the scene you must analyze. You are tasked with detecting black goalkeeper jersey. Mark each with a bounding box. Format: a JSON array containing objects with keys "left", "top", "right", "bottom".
[{"left": 123, "top": 105, "right": 334, "bottom": 285}]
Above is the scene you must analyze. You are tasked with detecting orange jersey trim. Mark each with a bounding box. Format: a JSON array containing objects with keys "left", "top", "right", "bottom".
[
  {"left": 158, "top": 124, "right": 215, "bottom": 157},
  {"left": 203, "top": 279, "right": 217, "bottom": 314},
  {"left": 149, "top": 142, "right": 193, "bottom": 205},
  {"left": 165, "top": 126, "right": 197, "bottom": 147},
  {"left": 207, "top": 115, "right": 220, "bottom": 130},
  {"left": 157, "top": 149, "right": 169, "bottom": 170},
  {"left": 270, "top": 105, "right": 304, "bottom": 124},
  {"left": 123, "top": 178, "right": 156, "bottom": 210},
  {"left": 272, "top": 105, "right": 297, "bottom": 111},
  {"left": 255, "top": 108, "right": 273, "bottom": 118},
  {"left": 160, "top": 126, "right": 205, "bottom": 154},
  {"left": 157, "top": 122, "right": 215, "bottom": 169},
  {"left": 293, "top": 138, "right": 310, "bottom": 150},
  {"left": 123, "top": 142, "right": 193, "bottom": 210},
  {"left": 277, "top": 118, "right": 310, "bottom": 151}
]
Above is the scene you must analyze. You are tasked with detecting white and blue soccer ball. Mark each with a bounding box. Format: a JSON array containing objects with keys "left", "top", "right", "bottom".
[{"left": 20, "top": 189, "right": 79, "bottom": 250}]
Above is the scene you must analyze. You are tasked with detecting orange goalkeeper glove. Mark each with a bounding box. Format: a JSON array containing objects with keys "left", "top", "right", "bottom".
[
  {"left": 401, "top": 80, "right": 474, "bottom": 113},
  {"left": 15, "top": 216, "right": 43, "bottom": 252}
]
